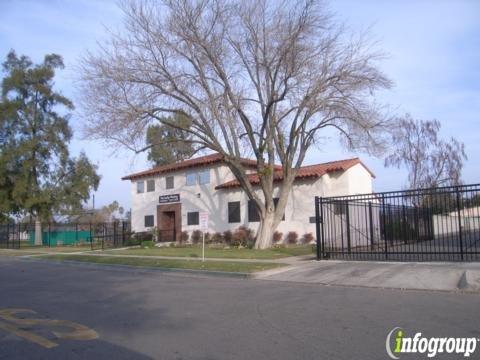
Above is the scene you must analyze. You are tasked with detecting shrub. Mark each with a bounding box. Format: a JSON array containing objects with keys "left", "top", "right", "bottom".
[
  {"left": 204, "top": 232, "right": 211, "bottom": 244},
  {"left": 180, "top": 231, "right": 189, "bottom": 244},
  {"left": 133, "top": 232, "right": 153, "bottom": 242},
  {"left": 191, "top": 230, "right": 202, "bottom": 244},
  {"left": 232, "top": 226, "right": 255, "bottom": 247},
  {"left": 286, "top": 231, "right": 299, "bottom": 245},
  {"left": 273, "top": 231, "right": 283, "bottom": 244},
  {"left": 151, "top": 226, "right": 159, "bottom": 242},
  {"left": 301, "top": 232, "right": 314, "bottom": 244},
  {"left": 223, "top": 230, "right": 233, "bottom": 245},
  {"left": 211, "top": 232, "right": 224, "bottom": 244},
  {"left": 126, "top": 237, "right": 141, "bottom": 246},
  {"left": 141, "top": 240, "right": 154, "bottom": 248}
]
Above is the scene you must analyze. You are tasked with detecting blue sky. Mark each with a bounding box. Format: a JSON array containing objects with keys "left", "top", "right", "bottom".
[{"left": 1, "top": 0, "right": 479, "bottom": 211}]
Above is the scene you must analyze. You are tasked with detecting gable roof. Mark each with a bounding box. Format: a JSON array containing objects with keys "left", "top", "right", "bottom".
[
  {"left": 122, "top": 153, "right": 277, "bottom": 181},
  {"left": 121, "top": 153, "right": 375, "bottom": 185},
  {"left": 214, "top": 157, "right": 375, "bottom": 190}
]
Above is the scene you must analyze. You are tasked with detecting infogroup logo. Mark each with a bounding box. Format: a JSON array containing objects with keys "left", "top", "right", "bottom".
[{"left": 386, "top": 327, "right": 479, "bottom": 359}]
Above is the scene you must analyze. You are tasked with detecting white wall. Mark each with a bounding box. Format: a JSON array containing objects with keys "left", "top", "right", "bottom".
[
  {"left": 129, "top": 162, "right": 374, "bottom": 240},
  {"left": 346, "top": 163, "right": 374, "bottom": 195},
  {"left": 433, "top": 214, "right": 480, "bottom": 238},
  {"left": 131, "top": 163, "right": 235, "bottom": 233}
]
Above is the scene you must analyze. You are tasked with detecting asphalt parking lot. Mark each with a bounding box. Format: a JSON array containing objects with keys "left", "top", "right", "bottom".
[{"left": 0, "top": 257, "right": 479, "bottom": 360}]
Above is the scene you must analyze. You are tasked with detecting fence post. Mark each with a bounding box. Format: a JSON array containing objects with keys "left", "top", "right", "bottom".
[
  {"left": 345, "top": 201, "right": 351, "bottom": 254},
  {"left": 89, "top": 222, "right": 93, "bottom": 250},
  {"left": 381, "top": 194, "right": 388, "bottom": 259},
  {"left": 6, "top": 222, "right": 9, "bottom": 249},
  {"left": 413, "top": 207, "right": 419, "bottom": 242},
  {"left": 122, "top": 221, "right": 126, "bottom": 246},
  {"left": 456, "top": 188, "right": 464, "bottom": 261},
  {"left": 113, "top": 222, "right": 117, "bottom": 247},
  {"left": 48, "top": 223, "right": 51, "bottom": 248},
  {"left": 368, "top": 202, "right": 374, "bottom": 251},
  {"left": 315, "top": 196, "right": 321, "bottom": 260}
]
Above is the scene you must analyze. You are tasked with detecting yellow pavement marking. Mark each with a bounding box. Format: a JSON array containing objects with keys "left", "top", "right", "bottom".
[
  {"left": 0, "top": 308, "right": 98, "bottom": 348},
  {"left": 0, "top": 320, "right": 58, "bottom": 348}
]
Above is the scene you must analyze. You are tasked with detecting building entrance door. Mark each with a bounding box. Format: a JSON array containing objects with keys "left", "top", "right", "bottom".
[{"left": 157, "top": 203, "right": 181, "bottom": 242}]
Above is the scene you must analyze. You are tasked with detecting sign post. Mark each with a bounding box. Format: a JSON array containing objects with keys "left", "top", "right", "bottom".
[{"left": 199, "top": 212, "right": 209, "bottom": 262}]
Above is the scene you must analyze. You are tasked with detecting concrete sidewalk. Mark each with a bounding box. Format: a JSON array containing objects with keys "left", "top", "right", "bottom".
[{"left": 254, "top": 260, "right": 480, "bottom": 292}]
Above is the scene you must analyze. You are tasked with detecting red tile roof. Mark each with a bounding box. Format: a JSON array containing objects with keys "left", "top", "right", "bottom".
[
  {"left": 122, "top": 153, "right": 278, "bottom": 181},
  {"left": 214, "top": 158, "right": 375, "bottom": 189},
  {"left": 121, "top": 153, "right": 375, "bottom": 186}
]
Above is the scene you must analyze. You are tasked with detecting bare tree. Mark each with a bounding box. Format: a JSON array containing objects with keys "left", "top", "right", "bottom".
[
  {"left": 385, "top": 114, "right": 467, "bottom": 189},
  {"left": 79, "top": 0, "right": 392, "bottom": 249}
]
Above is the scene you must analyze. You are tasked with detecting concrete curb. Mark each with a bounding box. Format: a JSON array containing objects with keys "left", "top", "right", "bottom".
[
  {"left": 251, "top": 265, "right": 298, "bottom": 278},
  {"left": 458, "top": 270, "right": 480, "bottom": 292},
  {"left": 458, "top": 271, "right": 468, "bottom": 290},
  {"left": 19, "top": 256, "right": 254, "bottom": 279}
]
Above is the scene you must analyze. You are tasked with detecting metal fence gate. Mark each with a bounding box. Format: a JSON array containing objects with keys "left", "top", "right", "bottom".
[
  {"left": 0, "top": 221, "right": 131, "bottom": 250},
  {"left": 315, "top": 184, "right": 480, "bottom": 261}
]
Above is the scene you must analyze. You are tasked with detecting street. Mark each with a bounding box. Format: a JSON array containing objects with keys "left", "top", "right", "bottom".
[{"left": 0, "top": 257, "right": 479, "bottom": 359}]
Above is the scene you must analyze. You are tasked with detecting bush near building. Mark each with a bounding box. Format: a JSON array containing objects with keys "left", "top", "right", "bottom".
[
  {"left": 286, "top": 231, "right": 299, "bottom": 245},
  {"left": 301, "top": 233, "right": 314, "bottom": 244},
  {"left": 273, "top": 231, "right": 283, "bottom": 244},
  {"left": 180, "top": 231, "right": 189, "bottom": 244},
  {"left": 191, "top": 230, "right": 202, "bottom": 244}
]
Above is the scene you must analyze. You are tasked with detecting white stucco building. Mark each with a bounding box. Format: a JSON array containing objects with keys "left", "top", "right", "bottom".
[{"left": 122, "top": 153, "right": 375, "bottom": 241}]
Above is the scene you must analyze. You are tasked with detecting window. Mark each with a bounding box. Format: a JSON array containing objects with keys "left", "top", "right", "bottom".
[
  {"left": 248, "top": 199, "right": 284, "bottom": 223},
  {"left": 146, "top": 179, "right": 155, "bottom": 192},
  {"left": 137, "top": 181, "right": 144, "bottom": 193},
  {"left": 228, "top": 201, "right": 241, "bottom": 223},
  {"left": 248, "top": 200, "right": 260, "bottom": 222},
  {"left": 186, "top": 172, "right": 196, "bottom": 186},
  {"left": 166, "top": 176, "right": 174, "bottom": 189},
  {"left": 199, "top": 170, "right": 210, "bottom": 185},
  {"left": 187, "top": 211, "right": 199, "bottom": 225},
  {"left": 144, "top": 215, "right": 154, "bottom": 227},
  {"left": 273, "top": 198, "right": 285, "bottom": 221}
]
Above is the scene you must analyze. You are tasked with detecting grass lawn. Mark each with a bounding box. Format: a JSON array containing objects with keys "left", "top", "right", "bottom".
[
  {"left": 106, "top": 244, "right": 315, "bottom": 259},
  {"left": 41, "top": 254, "right": 286, "bottom": 273},
  {"left": 0, "top": 246, "right": 93, "bottom": 256},
  {"left": 0, "top": 249, "right": 45, "bottom": 257},
  {"left": 17, "top": 245, "right": 93, "bottom": 252}
]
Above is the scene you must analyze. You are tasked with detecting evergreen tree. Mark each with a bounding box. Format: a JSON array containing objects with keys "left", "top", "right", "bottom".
[
  {"left": 146, "top": 114, "right": 196, "bottom": 166},
  {"left": 0, "top": 50, "right": 100, "bottom": 223}
]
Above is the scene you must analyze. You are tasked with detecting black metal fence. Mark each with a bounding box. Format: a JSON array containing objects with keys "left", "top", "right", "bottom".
[
  {"left": 0, "top": 221, "right": 132, "bottom": 250},
  {"left": 315, "top": 184, "right": 480, "bottom": 262}
]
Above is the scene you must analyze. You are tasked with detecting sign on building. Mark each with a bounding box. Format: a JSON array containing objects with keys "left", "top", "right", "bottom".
[{"left": 159, "top": 194, "right": 180, "bottom": 204}]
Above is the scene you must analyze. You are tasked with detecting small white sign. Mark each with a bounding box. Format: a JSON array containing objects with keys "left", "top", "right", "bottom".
[{"left": 199, "top": 212, "right": 209, "bottom": 231}]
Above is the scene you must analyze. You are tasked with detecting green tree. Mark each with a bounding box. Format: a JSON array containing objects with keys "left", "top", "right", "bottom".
[
  {"left": 145, "top": 114, "right": 197, "bottom": 166},
  {"left": 0, "top": 51, "right": 100, "bottom": 232}
]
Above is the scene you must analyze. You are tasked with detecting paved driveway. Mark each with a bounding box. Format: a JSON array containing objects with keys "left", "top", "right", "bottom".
[
  {"left": 256, "top": 259, "right": 480, "bottom": 292},
  {"left": 0, "top": 257, "right": 479, "bottom": 359}
]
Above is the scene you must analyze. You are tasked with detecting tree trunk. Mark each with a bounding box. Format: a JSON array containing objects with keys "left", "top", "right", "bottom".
[
  {"left": 255, "top": 210, "right": 276, "bottom": 249},
  {"left": 34, "top": 219, "right": 42, "bottom": 246}
]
